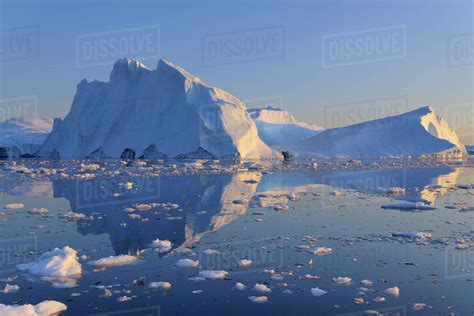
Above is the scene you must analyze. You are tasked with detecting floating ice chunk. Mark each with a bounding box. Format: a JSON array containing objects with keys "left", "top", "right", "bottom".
[
  {"left": 188, "top": 276, "right": 206, "bottom": 282},
  {"left": 333, "top": 276, "right": 352, "bottom": 285},
  {"left": 273, "top": 204, "right": 289, "bottom": 211},
  {"left": 330, "top": 191, "right": 342, "bottom": 197},
  {"left": 4, "top": 203, "right": 24, "bottom": 210},
  {"left": 52, "top": 282, "right": 77, "bottom": 289},
  {"left": 383, "top": 286, "right": 400, "bottom": 297},
  {"left": 304, "top": 273, "right": 319, "bottom": 280},
  {"left": 392, "top": 232, "right": 432, "bottom": 240},
  {"left": 381, "top": 202, "right": 436, "bottom": 210},
  {"left": 61, "top": 212, "right": 86, "bottom": 221},
  {"left": 282, "top": 289, "right": 293, "bottom": 294},
  {"left": 135, "top": 204, "right": 152, "bottom": 211},
  {"left": 175, "top": 259, "right": 199, "bottom": 268},
  {"left": 28, "top": 208, "right": 48, "bottom": 215},
  {"left": 147, "top": 239, "right": 172, "bottom": 253},
  {"left": 203, "top": 249, "right": 221, "bottom": 255},
  {"left": 0, "top": 300, "right": 67, "bottom": 316},
  {"left": 235, "top": 282, "right": 246, "bottom": 291},
  {"left": 376, "top": 187, "right": 405, "bottom": 195},
  {"left": 373, "top": 296, "right": 386, "bottom": 302},
  {"left": 149, "top": 281, "right": 172, "bottom": 290},
  {"left": 353, "top": 297, "right": 366, "bottom": 305},
  {"left": 455, "top": 244, "right": 470, "bottom": 250},
  {"left": 117, "top": 296, "right": 131, "bottom": 302},
  {"left": 253, "top": 283, "right": 271, "bottom": 293},
  {"left": 412, "top": 303, "right": 429, "bottom": 310},
  {"left": 238, "top": 259, "right": 252, "bottom": 267},
  {"left": 248, "top": 296, "right": 268, "bottom": 303},
  {"left": 89, "top": 255, "right": 139, "bottom": 268},
  {"left": 360, "top": 279, "right": 373, "bottom": 287},
  {"left": 1, "top": 284, "right": 19, "bottom": 294},
  {"left": 307, "top": 247, "right": 333, "bottom": 256},
  {"left": 198, "top": 270, "right": 228, "bottom": 280},
  {"left": 16, "top": 246, "right": 81, "bottom": 280},
  {"left": 311, "top": 287, "right": 328, "bottom": 297}
]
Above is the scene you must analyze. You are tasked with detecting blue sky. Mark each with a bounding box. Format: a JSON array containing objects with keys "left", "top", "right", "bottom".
[{"left": 1, "top": 0, "right": 473, "bottom": 142}]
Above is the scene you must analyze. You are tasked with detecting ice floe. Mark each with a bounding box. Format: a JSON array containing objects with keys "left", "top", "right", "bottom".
[
  {"left": 175, "top": 259, "right": 199, "bottom": 268},
  {"left": 16, "top": 246, "right": 81, "bottom": 281},
  {"left": 238, "top": 259, "right": 252, "bottom": 267},
  {"left": 310, "top": 287, "right": 328, "bottom": 296},
  {"left": 381, "top": 201, "right": 436, "bottom": 210},
  {"left": 333, "top": 276, "right": 352, "bottom": 285},
  {"left": 89, "top": 255, "right": 140, "bottom": 268},
  {"left": 4, "top": 203, "right": 24, "bottom": 210},
  {"left": 383, "top": 286, "right": 400, "bottom": 297},
  {"left": 235, "top": 282, "right": 246, "bottom": 291},
  {"left": 147, "top": 238, "right": 172, "bottom": 253},
  {"left": 253, "top": 283, "right": 271, "bottom": 293},
  {"left": 0, "top": 300, "right": 67, "bottom": 316},
  {"left": 1, "top": 284, "right": 19, "bottom": 294},
  {"left": 248, "top": 296, "right": 268, "bottom": 303},
  {"left": 198, "top": 270, "right": 228, "bottom": 280},
  {"left": 148, "top": 281, "right": 172, "bottom": 290}
]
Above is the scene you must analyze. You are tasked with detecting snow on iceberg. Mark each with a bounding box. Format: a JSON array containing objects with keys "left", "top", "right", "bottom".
[
  {"left": 39, "top": 58, "right": 280, "bottom": 160},
  {"left": 88, "top": 255, "right": 140, "bottom": 268},
  {"left": 292, "top": 106, "right": 466, "bottom": 158},
  {"left": 248, "top": 106, "right": 323, "bottom": 146},
  {"left": 16, "top": 246, "right": 81, "bottom": 282}
]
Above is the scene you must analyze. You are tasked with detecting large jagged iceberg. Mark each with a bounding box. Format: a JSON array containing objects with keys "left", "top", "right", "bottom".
[
  {"left": 248, "top": 106, "right": 324, "bottom": 146},
  {"left": 39, "top": 58, "right": 280, "bottom": 159},
  {"left": 292, "top": 106, "right": 466, "bottom": 158}
]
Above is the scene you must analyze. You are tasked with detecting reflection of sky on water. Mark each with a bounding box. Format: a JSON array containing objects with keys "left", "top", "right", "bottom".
[{"left": 1, "top": 166, "right": 461, "bottom": 256}]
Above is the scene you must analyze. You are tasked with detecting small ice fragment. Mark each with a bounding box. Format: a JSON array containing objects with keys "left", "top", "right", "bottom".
[
  {"left": 238, "top": 259, "right": 252, "bottom": 267},
  {"left": 311, "top": 287, "right": 328, "bottom": 297},
  {"left": 392, "top": 231, "right": 432, "bottom": 240},
  {"left": 117, "top": 296, "right": 131, "bottom": 302},
  {"left": 188, "top": 276, "right": 206, "bottom": 282},
  {"left": 308, "top": 247, "right": 333, "bottom": 256},
  {"left": 304, "top": 274, "right": 319, "bottom": 280},
  {"left": 4, "top": 203, "right": 24, "bottom": 210},
  {"left": 203, "top": 249, "right": 221, "bottom": 255},
  {"left": 282, "top": 289, "right": 293, "bottom": 294},
  {"left": 147, "top": 239, "right": 172, "bottom": 253},
  {"left": 253, "top": 283, "right": 271, "bottom": 293},
  {"left": 383, "top": 286, "right": 400, "bottom": 297},
  {"left": 135, "top": 204, "right": 152, "bottom": 211},
  {"left": 360, "top": 279, "right": 373, "bottom": 287},
  {"left": 1, "top": 284, "right": 19, "bottom": 294},
  {"left": 0, "top": 300, "right": 67, "bottom": 315},
  {"left": 89, "top": 255, "right": 139, "bottom": 268},
  {"left": 235, "top": 282, "right": 246, "bottom": 291},
  {"left": 28, "top": 208, "right": 49, "bottom": 215},
  {"left": 382, "top": 202, "right": 436, "bottom": 210},
  {"left": 248, "top": 296, "right": 268, "bottom": 303},
  {"left": 330, "top": 191, "right": 341, "bottom": 197},
  {"left": 353, "top": 297, "right": 366, "bottom": 305},
  {"left": 175, "top": 259, "right": 199, "bottom": 268},
  {"left": 412, "top": 303, "right": 429, "bottom": 310},
  {"left": 374, "top": 296, "right": 386, "bottom": 302},
  {"left": 149, "top": 282, "right": 172, "bottom": 290},
  {"left": 333, "top": 276, "right": 352, "bottom": 285},
  {"left": 198, "top": 270, "right": 228, "bottom": 280},
  {"left": 61, "top": 212, "right": 86, "bottom": 221}
]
